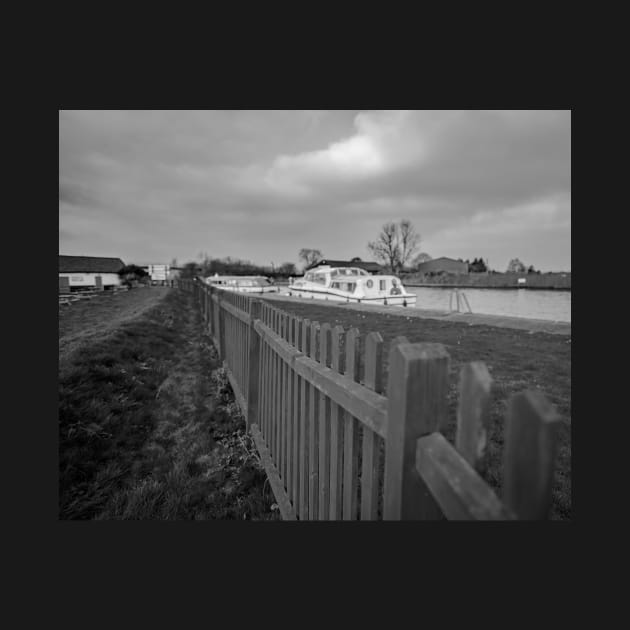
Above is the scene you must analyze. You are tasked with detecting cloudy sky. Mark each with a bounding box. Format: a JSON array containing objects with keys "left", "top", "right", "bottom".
[{"left": 59, "top": 110, "right": 571, "bottom": 271}]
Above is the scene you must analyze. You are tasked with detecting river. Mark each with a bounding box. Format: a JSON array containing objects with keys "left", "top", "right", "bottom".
[{"left": 407, "top": 287, "right": 571, "bottom": 322}]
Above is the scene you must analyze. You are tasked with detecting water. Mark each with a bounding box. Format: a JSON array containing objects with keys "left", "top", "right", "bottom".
[{"left": 407, "top": 287, "right": 571, "bottom": 322}]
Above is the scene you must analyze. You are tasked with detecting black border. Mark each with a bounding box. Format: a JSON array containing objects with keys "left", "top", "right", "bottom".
[{"left": 44, "top": 51, "right": 580, "bottom": 593}]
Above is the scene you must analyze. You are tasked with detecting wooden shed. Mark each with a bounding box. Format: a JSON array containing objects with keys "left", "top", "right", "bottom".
[{"left": 59, "top": 255, "right": 125, "bottom": 291}]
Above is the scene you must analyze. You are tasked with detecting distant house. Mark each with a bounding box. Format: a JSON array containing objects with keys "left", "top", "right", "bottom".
[
  {"left": 59, "top": 255, "right": 125, "bottom": 291},
  {"left": 140, "top": 263, "right": 171, "bottom": 285},
  {"left": 306, "top": 259, "right": 384, "bottom": 274},
  {"left": 415, "top": 257, "right": 469, "bottom": 275}
]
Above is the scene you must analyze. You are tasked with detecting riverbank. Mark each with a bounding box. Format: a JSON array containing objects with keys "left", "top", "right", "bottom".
[
  {"left": 263, "top": 293, "right": 571, "bottom": 335},
  {"left": 401, "top": 271, "right": 571, "bottom": 290},
  {"left": 261, "top": 294, "right": 571, "bottom": 520}
]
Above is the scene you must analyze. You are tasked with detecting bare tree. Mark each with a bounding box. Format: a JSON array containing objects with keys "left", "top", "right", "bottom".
[
  {"left": 298, "top": 248, "right": 323, "bottom": 270},
  {"left": 399, "top": 219, "right": 421, "bottom": 271},
  {"left": 368, "top": 222, "right": 398, "bottom": 271},
  {"left": 368, "top": 219, "right": 421, "bottom": 273}
]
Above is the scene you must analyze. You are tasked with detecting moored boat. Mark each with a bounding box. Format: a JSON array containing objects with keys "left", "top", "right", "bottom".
[
  {"left": 205, "top": 274, "right": 279, "bottom": 293},
  {"left": 287, "top": 265, "right": 416, "bottom": 306}
]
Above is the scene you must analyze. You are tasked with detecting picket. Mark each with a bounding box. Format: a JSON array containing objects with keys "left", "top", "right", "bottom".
[
  {"left": 299, "top": 319, "right": 311, "bottom": 519},
  {"left": 329, "top": 325, "right": 345, "bottom": 520},
  {"left": 343, "top": 328, "right": 361, "bottom": 520},
  {"left": 361, "top": 331, "right": 384, "bottom": 520},
  {"left": 318, "top": 323, "right": 332, "bottom": 520},
  {"left": 308, "top": 321, "right": 320, "bottom": 518}
]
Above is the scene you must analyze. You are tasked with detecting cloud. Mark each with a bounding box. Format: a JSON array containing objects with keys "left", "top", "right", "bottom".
[{"left": 59, "top": 110, "right": 570, "bottom": 270}]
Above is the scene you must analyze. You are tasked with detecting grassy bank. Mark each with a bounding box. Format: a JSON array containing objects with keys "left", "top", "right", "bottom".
[
  {"left": 262, "top": 297, "right": 571, "bottom": 520},
  {"left": 59, "top": 288, "right": 279, "bottom": 520}
]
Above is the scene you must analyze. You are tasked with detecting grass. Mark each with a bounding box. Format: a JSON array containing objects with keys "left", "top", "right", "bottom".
[
  {"left": 59, "top": 288, "right": 280, "bottom": 520},
  {"left": 260, "top": 297, "right": 571, "bottom": 520}
]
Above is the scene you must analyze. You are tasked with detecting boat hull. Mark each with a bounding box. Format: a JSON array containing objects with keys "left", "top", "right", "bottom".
[{"left": 284, "top": 288, "right": 416, "bottom": 307}]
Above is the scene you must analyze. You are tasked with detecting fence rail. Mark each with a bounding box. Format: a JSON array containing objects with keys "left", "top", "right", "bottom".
[{"left": 179, "top": 277, "right": 561, "bottom": 520}]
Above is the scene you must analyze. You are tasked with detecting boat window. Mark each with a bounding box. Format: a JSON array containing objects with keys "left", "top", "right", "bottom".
[
  {"left": 314, "top": 274, "right": 327, "bottom": 284},
  {"left": 379, "top": 279, "right": 386, "bottom": 291}
]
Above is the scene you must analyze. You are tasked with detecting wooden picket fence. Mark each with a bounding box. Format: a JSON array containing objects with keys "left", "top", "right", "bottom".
[{"left": 179, "top": 277, "right": 561, "bottom": 520}]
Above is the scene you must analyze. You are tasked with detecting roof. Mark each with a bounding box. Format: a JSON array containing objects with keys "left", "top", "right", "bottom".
[
  {"left": 422, "top": 257, "right": 464, "bottom": 263},
  {"left": 59, "top": 255, "right": 126, "bottom": 274},
  {"left": 307, "top": 259, "right": 383, "bottom": 272}
]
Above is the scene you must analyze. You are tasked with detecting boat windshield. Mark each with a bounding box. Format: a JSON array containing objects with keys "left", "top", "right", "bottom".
[
  {"left": 331, "top": 267, "right": 369, "bottom": 277},
  {"left": 304, "top": 272, "right": 328, "bottom": 284}
]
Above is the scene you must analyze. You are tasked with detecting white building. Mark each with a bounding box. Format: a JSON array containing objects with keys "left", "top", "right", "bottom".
[
  {"left": 142, "top": 263, "right": 170, "bottom": 284},
  {"left": 59, "top": 255, "right": 125, "bottom": 290}
]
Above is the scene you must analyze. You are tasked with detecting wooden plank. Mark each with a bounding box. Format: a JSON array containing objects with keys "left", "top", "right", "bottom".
[
  {"left": 273, "top": 314, "right": 280, "bottom": 465},
  {"left": 253, "top": 320, "right": 388, "bottom": 438},
  {"left": 265, "top": 309, "right": 271, "bottom": 446},
  {"left": 318, "top": 323, "right": 332, "bottom": 519},
  {"left": 292, "top": 317, "right": 303, "bottom": 515},
  {"left": 250, "top": 423, "right": 297, "bottom": 520},
  {"left": 246, "top": 300, "right": 262, "bottom": 428},
  {"left": 343, "top": 328, "right": 361, "bottom": 520},
  {"left": 361, "top": 331, "right": 384, "bottom": 520},
  {"left": 280, "top": 313, "right": 288, "bottom": 487},
  {"left": 329, "top": 325, "right": 345, "bottom": 520},
  {"left": 416, "top": 433, "right": 513, "bottom": 520},
  {"left": 383, "top": 342, "right": 450, "bottom": 520},
  {"left": 225, "top": 363, "right": 248, "bottom": 418},
  {"left": 503, "top": 390, "right": 561, "bottom": 519},
  {"left": 299, "top": 319, "right": 311, "bottom": 519},
  {"left": 308, "top": 321, "right": 320, "bottom": 518},
  {"left": 285, "top": 316, "right": 294, "bottom": 501}
]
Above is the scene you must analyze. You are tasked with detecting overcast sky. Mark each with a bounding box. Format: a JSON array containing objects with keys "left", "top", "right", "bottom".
[{"left": 59, "top": 110, "right": 571, "bottom": 271}]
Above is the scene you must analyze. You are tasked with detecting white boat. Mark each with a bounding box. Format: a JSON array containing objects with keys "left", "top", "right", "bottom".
[
  {"left": 205, "top": 275, "right": 279, "bottom": 293},
  {"left": 287, "top": 265, "right": 417, "bottom": 307}
]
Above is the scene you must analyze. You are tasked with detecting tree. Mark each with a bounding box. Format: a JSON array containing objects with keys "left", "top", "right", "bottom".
[
  {"left": 507, "top": 258, "right": 527, "bottom": 273},
  {"left": 399, "top": 219, "right": 421, "bottom": 271},
  {"left": 277, "top": 262, "right": 297, "bottom": 276},
  {"left": 180, "top": 262, "right": 200, "bottom": 278},
  {"left": 118, "top": 264, "right": 149, "bottom": 287},
  {"left": 367, "top": 219, "right": 421, "bottom": 273},
  {"left": 469, "top": 257, "right": 488, "bottom": 273},
  {"left": 298, "top": 248, "right": 323, "bottom": 270}
]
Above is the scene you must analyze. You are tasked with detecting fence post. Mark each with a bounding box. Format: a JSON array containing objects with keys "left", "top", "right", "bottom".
[
  {"left": 503, "top": 390, "right": 560, "bottom": 519},
  {"left": 383, "top": 342, "right": 450, "bottom": 520},
  {"left": 208, "top": 287, "right": 214, "bottom": 336},
  {"left": 217, "top": 290, "right": 225, "bottom": 360},
  {"left": 246, "top": 299, "right": 262, "bottom": 429}
]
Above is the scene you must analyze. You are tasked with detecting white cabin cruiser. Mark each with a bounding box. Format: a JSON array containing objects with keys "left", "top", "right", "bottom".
[
  {"left": 205, "top": 275, "right": 279, "bottom": 293},
  {"left": 287, "top": 265, "right": 416, "bottom": 307}
]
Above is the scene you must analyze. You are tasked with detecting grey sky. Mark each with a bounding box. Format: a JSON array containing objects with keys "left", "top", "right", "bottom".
[{"left": 59, "top": 110, "right": 571, "bottom": 271}]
